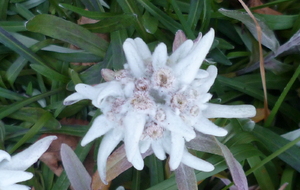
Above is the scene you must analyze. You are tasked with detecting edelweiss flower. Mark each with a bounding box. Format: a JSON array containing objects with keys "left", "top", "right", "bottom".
[
  {"left": 0, "top": 136, "right": 57, "bottom": 190},
  {"left": 64, "top": 28, "right": 256, "bottom": 184}
]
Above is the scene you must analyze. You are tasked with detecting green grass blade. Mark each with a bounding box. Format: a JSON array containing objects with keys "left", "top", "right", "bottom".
[
  {"left": 26, "top": 14, "right": 108, "bottom": 57},
  {"left": 0, "top": 87, "right": 64, "bottom": 120},
  {"left": 137, "top": 0, "right": 182, "bottom": 34},
  {"left": 265, "top": 64, "right": 300, "bottom": 127}
]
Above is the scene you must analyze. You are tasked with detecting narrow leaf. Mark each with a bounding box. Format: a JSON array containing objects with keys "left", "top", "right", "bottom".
[
  {"left": 215, "top": 140, "right": 248, "bottom": 190},
  {"left": 174, "top": 164, "right": 197, "bottom": 190},
  {"left": 26, "top": 14, "right": 108, "bottom": 57},
  {"left": 61, "top": 143, "right": 92, "bottom": 190},
  {"left": 219, "top": 8, "right": 279, "bottom": 52}
]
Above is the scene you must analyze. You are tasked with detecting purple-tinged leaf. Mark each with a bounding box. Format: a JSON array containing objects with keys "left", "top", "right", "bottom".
[
  {"left": 92, "top": 145, "right": 153, "bottom": 189},
  {"left": 265, "top": 59, "right": 293, "bottom": 74},
  {"left": 172, "top": 30, "right": 187, "bottom": 52},
  {"left": 175, "top": 163, "right": 197, "bottom": 190},
  {"left": 216, "top": 140, "right": 248, "bottom": 190},
  {"left": 274, "top": 29, "right": 300, "bottom": 57},
  {"left": 61, "top": 143, "right": 92, "bottom": 190},
  {"left": 186, "top": 131, "right": 222, "bottom": 155}
]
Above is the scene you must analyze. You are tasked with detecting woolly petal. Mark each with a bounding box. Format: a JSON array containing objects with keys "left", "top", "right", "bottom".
[
  {"left": 169, "top": 133, "right": 185, "bottom": 170},
  {"left": 174, "top": 28, "right": 215, "bottom": 85},
  {"left": 81, "top": 115, "right": 114, "bottom": 146},
  {"left": 140, "top": 140, "right": 151, "bottom": 154},
  {"left": 123, "top": 39, "right": 145, "bottom": 78},
  {"left": 162, "top": 107, "right": 195, "bottom": 141},
  {"left": 0, "top": 136, "right": 57, "bottom": 171},
  {"left": 181, "top": 150, "right": 214, "bottom": 172},
  {"left": 75, "top": 83, "right": 103, "bottom": 100},
  {"left": 96, "top": 82, "right": 123, "bottom": 105},
  {"left": 63, "top": 92, "right": 86, "bottom": 105},
  {"left": 134, "top": 38, "right": 151, "bottom": 60},
  {"left": 0, "top": 170, "right": 33, "bottom": 187},
  {"left": 131, "top": 150, "right": 144, "bottom": 170},
  {"left": 193, "top": 116, "right": 228, "bottom": 137},
  {"left": 199, "top": 65, "right": 218, "bottom": 93},
  {"left": 0, "top": 150, "right": 11, "bottom": 162},
  {"left": 151, "top": 140, "right": 166, "bottom": 160},
  {"left": 124, "top": 111, "right": 146, "bottom": 162},
  {"left": 169, "top": 39, "right": 193, "bottom": 66},
  {"left": 4, "top": 184, "right": 31, "bottom": 190},
  {"left": 152, "top": 43, "right": 168, "bottom": 70},
  {"left": 97, "top": 131, "right": 122, "bottom": 184},
  {"left": 195, "top": 69, "right": 209, "bottom": 79},
  {"left": 203, "top": 103, "right": 256, "bottom": 118}
]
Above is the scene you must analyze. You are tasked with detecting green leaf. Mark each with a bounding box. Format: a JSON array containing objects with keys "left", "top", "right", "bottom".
[
  {"left": 0, "top": 21, "right": 26, "bottom": 32},
  {"left": 142, "top": 11, "right": 159, "bottom": 34},
  {"left": 9, "top": 112, "right": 53, "bottom": 153},
  {"left": 30, "top": 64, "right": 69, "bottom": 83},
  {"left": 82, "top": 14, "right": 135, "bottom": 33},
  {"left": 117, "top": 0, "right": 150, "bottom": 40},
  {"left": 247, "top": 156, "right": 275, "bottom": 190},
  {"left": 219, "top": 9, "right": 279, "bottom": 52},
  {"left": 187, "top": 0, "right": 203, "bottom": 31},
  {"left": 0, "top": 26, "right": 49, "bottom": 66},
  {"left": 59, "top": 3, "right": 117, "bottom": 19},
  {"left": 26, "top": 14, "right": 108, "bottom": 57},
  {"left": 255, "top": 14, "right": 298, "bottom": 30},
  {"left": 0, "top": 87, "right": 63, "bottom": 120},
  {"left": 245, "top": 124, "right": 300, "bottom": 172},
  {"left": 1, "top": 107, "right": 61, "bottom": 129},
  {"left": 0, "top": 0, "right": 9, "bottom": 20},
  {"left": 137, "top": 0, "right": 182, "bottom": 34}
]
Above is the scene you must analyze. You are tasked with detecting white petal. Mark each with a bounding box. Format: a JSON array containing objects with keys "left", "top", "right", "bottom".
[
  {"left": 151, "top": 140, "right": 166, "bottom": 160},
  {"left": 152, "top": 43, "right": 168, "bottom": 70},
  {"left": 195, "top": 69, "right": 209, "bottom": 79},
  {"left": 162, "top": 107, "right": 195, "bottom": 141},
  {"left": 174, "top": 28, "right": 215, "bottom": 85},
  {"left": 0, "top": 150, "right": 11, "bottom": 162},
  {"left": 96, "top": 81, "right": 123, "bottom": 105},
  {"left": 124, "top": 111, "right": 146, "bottom": 162},
  {"left": 181, "top": 150, "right": 214, "bottom": 172},
  {"left": 123, "top": 39, "right": 145, "bottom": 78},
  {"left": 4, "top": 184, "right": 31, "bottom": 190},
  {"left": 75, "top": 83, "right": 102, "bottom": 100},
  {"left": 81, "top": 115, "right": 114, "bottom": 146},
  {"left": 140, "top": 140, "right": 151, "bottom": 154},
  {"left": 134, "top": 38, "right": 151, "bottom": 60},
  {"left": 193, "top": 116, "right": 228, "bottom": 137},
  {"left": 0, "top": 136, "right": 57, "bottom": 171},
  {"left": 198, "top": 65, "right": 218, "bottom": 94},
  {"left": 63, "top": 92, "right": 86, "bottom": 105},
  {"left": 97, "top": 131, "right": 122, "bottom": 185},
  {"left": 169, "top": 39, "right": 193, "bottom": 66},
  {"left": 123, "top": 81, "right": 135, "bottom": 98},
  {"left": 131, "top": 150, "right": 144, "bottom": 170},
  {"left": 203, "top": 103, "right": 256, "bottom": 118},
  {"left": 169, "top": 133, "right": 185, "bottom": 170},
  {"left": 0, "top": 170, "right": 33, "bottom": 186}
]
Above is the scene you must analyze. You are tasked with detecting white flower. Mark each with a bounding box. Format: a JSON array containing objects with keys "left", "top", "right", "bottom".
[
  {"left": 64, "top": 28, "right": 256, "bottom": 184},
  {"left": 0, "top": 136, "right": 57, "bottom": 190}
]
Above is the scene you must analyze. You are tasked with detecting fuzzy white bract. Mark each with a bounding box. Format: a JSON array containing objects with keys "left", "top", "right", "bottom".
[
  {"left": 64, "top": 28, "right": 256, "bottom": 184},
  {"left": 0, "top": 136, "right": 57, "bottom": 190}
]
